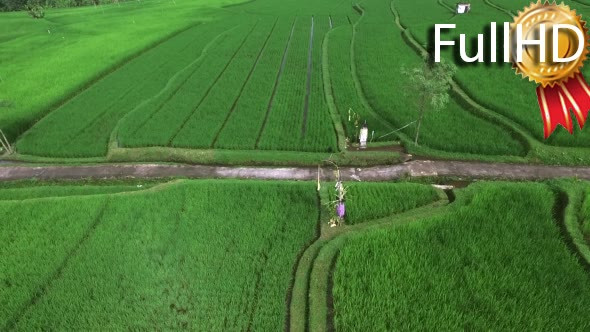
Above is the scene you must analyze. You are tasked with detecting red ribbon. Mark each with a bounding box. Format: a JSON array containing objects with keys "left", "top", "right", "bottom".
[{"left": 536, "top": 73, "right": 590, "bottom": 138}]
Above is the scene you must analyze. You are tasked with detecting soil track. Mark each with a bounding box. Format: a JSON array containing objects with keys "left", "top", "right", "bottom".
[{"left": 3, "top": 160, "right": 590, "bottom": 181}]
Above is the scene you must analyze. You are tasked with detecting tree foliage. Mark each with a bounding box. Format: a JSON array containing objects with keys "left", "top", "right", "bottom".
[
  {"left": 0, "top": 0, "right": 108, "bottom": 11},
  {"left": 26, "top": 3, "right": 44, "bottom": 17},
  {"left": 401, "top": 56, "right": 456, "bottom": 145}
]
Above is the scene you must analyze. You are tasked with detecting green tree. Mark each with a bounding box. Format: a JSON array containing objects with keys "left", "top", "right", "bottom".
[
  {"left": 26, "top": 1, "right": 44, "bottom": 18},
  {"left": 401, "top": 57, "right": 456, "bottom": 145},
  {"left": 0, "top": 0, "right": 27, "bottom": 11}
]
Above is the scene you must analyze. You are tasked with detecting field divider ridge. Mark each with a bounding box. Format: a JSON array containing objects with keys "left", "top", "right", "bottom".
[
  {"left": 166, "top": 21, "right": 260, "bottom": 146},
  {"left": 13, "top": 22, "right": 202, "bottom": 144},
  {"left": 211, "top": 19, "right": 279, "bottom": 147},
  {"left": 289, "top": 185, "right": 449, "bottom": 332},
  {"left": 65, "top": 86, "right": 137, "bottom": 146},
  {"left": 437, "top": 0, "right": 455, "bottom": 13},
  {"left": 107, "top": 25, "right": 240, "bottom": 151},
  {"left": 255, "top": 19, "right": 297, "bottom": 148},
  {"left": 124, "top": 29, "right": 229, "bottom": 138},
  {"left": 552, "top": 183, "right": 590, "bottom": 272},
  {"left": 0, "top": 179, "right": 181, "bottom": 203},
  {"left": 349, "top": 6, "right": 396, "bottom": 132},
  {"left": 306, "top": 194, "right": 452, "bottom": 332},
  {"left": 287, "top": 186, "right": 328, "bottom": 332},
  {"left": 322, "top": 26, "right": 348, "bottom": 151}
]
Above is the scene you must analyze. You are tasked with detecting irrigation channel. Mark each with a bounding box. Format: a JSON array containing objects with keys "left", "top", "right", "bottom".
[{"left": 3, "top": 160, "right": 590, "bottom": 181}]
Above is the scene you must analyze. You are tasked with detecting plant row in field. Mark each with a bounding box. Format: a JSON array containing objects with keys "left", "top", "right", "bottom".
[
  {"left": 210, "top": 19, "right": 280, "bottom": 147},
  {"left": 0, "top": 183, "right": 151, "bottom": 200},
  {"left": 13, "top": 14, "right": 340, "bottom": 158},
  {"left": 0, "top": 180, "right": 318, "bottom": 330},
  {"left": 256, "top": 16, "right": 337, "bottom": 152},
  {"left": 0, "top": 196, "right": 109, "bottom": 330},
  {"left": 169, "top": 21, "right": 274, "bottom": 149},
  {"left": 15, "top": 22, "right": 230, "bottom": 158},
  {"left": 117, "top": 16, "right": 338, "bottom": 153},
  {"left": 326, "top": 22, "right": 393, "bottom": 142},
  {"left": 353, "top": 0, "right": 526, "bottom": 156},
  {"left": 301, "top": 16, "right": 339, "bottom": 152},
  {"left": 215, "top": 19, "right": 296, "bottom": 150},
  {"left": 256, "top": 15, "right": 313, "bottom": 151},
  {"left": 119, "top": 19, "right": 264, "bottom": 148},
  {"left": 115, "top": 24, "right": 248, "bottom": 147},
  {"left": 332, "top": 182, "right": 590, "bottom": 330}
]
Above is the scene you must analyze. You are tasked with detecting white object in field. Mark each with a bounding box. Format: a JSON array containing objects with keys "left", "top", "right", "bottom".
[
  {"left": 432, "top": 184, "right": 454, "bottom": 190},
  {"left": 317, "top": 165, "right": 321, "bottom": 191},
  {"left": 456, "top": 3, "right": 470, "bottom": 14},
  {"left": 335, "top": 181, "right": 344, "bottom": 200},
  {"left": 359, "top": 124, "right": 368, "bottom": 148}
]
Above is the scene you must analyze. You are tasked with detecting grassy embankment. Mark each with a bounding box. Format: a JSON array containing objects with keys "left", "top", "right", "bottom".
[{"left": 289, "top": 181, "right": 447, "bottom": 331}]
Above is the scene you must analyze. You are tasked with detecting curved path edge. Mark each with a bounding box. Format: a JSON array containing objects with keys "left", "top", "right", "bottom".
[{"left": 3, "top": 160, "right": 590, "bottom": 181}]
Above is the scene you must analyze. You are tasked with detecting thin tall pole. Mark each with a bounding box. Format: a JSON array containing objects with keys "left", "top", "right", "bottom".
[{"left": 0, "top": 129, "right": 13, "bottom": 154}]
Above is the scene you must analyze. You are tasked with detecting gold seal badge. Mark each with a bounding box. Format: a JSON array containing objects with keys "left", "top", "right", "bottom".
[{"left": 511, "top": 1, "right": 589, "bottom": 87}]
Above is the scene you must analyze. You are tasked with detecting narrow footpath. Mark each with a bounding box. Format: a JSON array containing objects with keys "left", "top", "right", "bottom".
[{"left": 2, "top": 160, "right": 590, "bottom": 181}]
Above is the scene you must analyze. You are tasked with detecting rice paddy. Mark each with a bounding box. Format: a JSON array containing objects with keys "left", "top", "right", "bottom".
[
  {"left": 0, "top": 180, "right": 318, "bottom": 330},
  {"left": 329, "top": 181, "right": 441, "bottom": 224},
  {"left": 9, "top": 0, "right": 590, "bottom": 163},
  {"left": 332, "top": 182, "right": 590, "bottom": 330},
  {"left": 1, "top": 178, "right": 590, "bottom": 329},
  {"left": 4, "top": 0, "right": 590, "bottom": 329}
]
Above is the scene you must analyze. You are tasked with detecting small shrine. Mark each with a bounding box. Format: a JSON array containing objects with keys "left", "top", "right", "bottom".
[{"left": 456, "top": 2, "right": 471, "bottom": 14}]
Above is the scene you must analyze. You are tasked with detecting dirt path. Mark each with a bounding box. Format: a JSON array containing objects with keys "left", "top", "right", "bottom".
[{"left": 2, "top": 160, "right": 590, "bottom": 181}]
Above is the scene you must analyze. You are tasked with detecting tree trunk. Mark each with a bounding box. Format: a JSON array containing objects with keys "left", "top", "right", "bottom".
[{"left": 414, "top": 102, "right": 426, "bottom": 145}]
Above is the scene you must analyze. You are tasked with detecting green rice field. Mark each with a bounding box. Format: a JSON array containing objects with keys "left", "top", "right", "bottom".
[
  {"left": 0, "top": 179, "right": 318, "bottom": 330},
  {"left": 6, "top": 0, "right": 590, "bottom": 163},
  {"left": 0, "top": 180, "right": 590, "bottom": 331},
  {"left": 329, "top": 181, "right": 441, "bottom": 224},
  {"left": 4, "top": 0, "right": 590, "bottom": 329},
  {"left": 2, "top": 179, "right": 590, "bottom": 329},
  {"left": 332, "top": 182, "right": 590, "bottom": 330}
]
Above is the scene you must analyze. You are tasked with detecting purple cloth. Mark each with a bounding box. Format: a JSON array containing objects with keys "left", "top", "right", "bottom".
[{"left": 337, "top": 202, "right": 345, "bottom": 218}]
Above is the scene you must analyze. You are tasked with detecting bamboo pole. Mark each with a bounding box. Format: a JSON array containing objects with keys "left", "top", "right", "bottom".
[
  {"left": 317, "top": 165, "right": 321, "bottom": 191},
  {"left": 0, "top": 137, "right": 8, "bottom": 153},
  {"left": 0, "top": 129, "right": 13, "bottom": 154}
]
